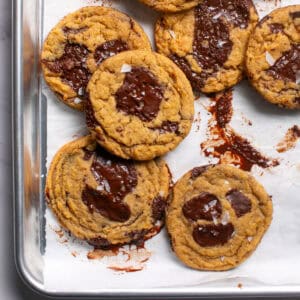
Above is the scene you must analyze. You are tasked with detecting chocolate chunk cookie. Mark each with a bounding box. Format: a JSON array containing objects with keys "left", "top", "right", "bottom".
[
  {"left": 45, "top": 135, "right": 170, "bottom": 249},
  {"left": 138, "top": 0, "right": 199, "bottom": 12},
  {"left": 86, "top": 50, "right": 194, "bottom": 160},
  {"left": 246, "top": 5, "right": 300, "bottom": 109},
  {"left": 167, "top": 164, "right": 272, "bottom": 270},
  {"left": 155, "top": 0, "right": 258, "bottom": 93},
  {"left": 41, "top": 6, "right": 151, "bottom": 111}
]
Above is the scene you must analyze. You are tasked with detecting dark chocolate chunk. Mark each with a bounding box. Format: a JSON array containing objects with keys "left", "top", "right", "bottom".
[
  {"left": 269, "top": 23, "right": 284, "bottom": 34},
  {"left": 266, "top": 44, "right": 300, "bottom": 83},
  {"left": 94, "top": 39, "right": 129, "bottom": 65},
  {"left": 290, "top": 11, "right": 300, "bottom": 19},
  {"left": 115, "top": 67, "right": 165, "bottom": 122},
  {"left": 81, "top": 147, "right": 138, "bottom": 222},
  {"left": 190, "top": 165, "right": 211, "bottom": 179},
  {"left": 182, "top": 192, "right": 222, "bottom": 221},
  {"left": 85, "top": 98, "right": 98, "bottom": 129},
  {"left": 193, "top": 223, "right": 234, "bottom": 247},
  {"left": 82, "top": 185, "right": 131, "bottom": 222},
  {"left": 91, "top": 148, "right": 137, "bottom": 202},
  {"left": 159, "top": 121, "right": 180, "bottom": 134},
  {"left": 152, "top": 196, "right": 166, "bottom": 221},
  {"left": 62, "top": 26, "right": 88, "bottom": 35},
  {"left": 170, "top": 0, "right": 251, "bottom": 90},
  {"left": 226, "top": 189, "right": 252, "bottom": 217},
  {"left": 42, "top": 43, "right": 91, "bottom": 95}
]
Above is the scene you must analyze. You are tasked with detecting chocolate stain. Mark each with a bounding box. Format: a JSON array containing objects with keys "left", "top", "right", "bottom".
[
  {"left": 200, "top": 89, "right": 279, "bottom": 171},
  {"left": 276, "top": 125, "right": 300, "bottom": 153}
]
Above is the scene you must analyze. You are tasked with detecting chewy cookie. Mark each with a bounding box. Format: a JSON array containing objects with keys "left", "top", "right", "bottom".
[
  {"left": 138, "top": 0, "right": 199, "bottom": 13},
  {"left": 155, "top": 0, "right": 258, "bottom": 93},
  {"left": 86, "top": 50, "right": 194, "bottom": 161},
  {"left": 45, "top": 135, "right": 170, "bottom": 249},
  {"left": 246, "top": 5, "right": 300, "bottom": 109},
  {"left": 166, "top": 164, "right": 272, "bottom": 270},
  {"left": 41, "top": 6, "right": 151, "bottom": 111}
]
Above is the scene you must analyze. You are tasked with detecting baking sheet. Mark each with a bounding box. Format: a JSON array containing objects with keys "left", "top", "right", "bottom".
[{"left": 43, "top": 0, "right": 300, "bottom": 293}]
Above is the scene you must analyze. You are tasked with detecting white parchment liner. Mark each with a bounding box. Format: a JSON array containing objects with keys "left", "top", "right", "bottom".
[{"left": 43, "top": 0, "right": 300, "bottom": 292}]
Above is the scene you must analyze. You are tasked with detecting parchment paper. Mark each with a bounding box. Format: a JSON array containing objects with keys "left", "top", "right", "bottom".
[{"left": 43, "top": 0, "right": 300, "bottom": 292}]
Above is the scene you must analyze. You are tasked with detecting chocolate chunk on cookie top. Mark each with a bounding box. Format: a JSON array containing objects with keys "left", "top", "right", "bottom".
[
  {"left": 115, "top": 67, "right": 165, "bottom": 122},
  {"left": 86, "top": 50, "right": 194, "bottom": 161},
  {"left": 246, "top": 5, "right": 300, "bottom": 109},
  {"left": 41, "top": 6, "right": 151, "bottom": 111},
  {"left": 166, "top": 164, "right": 272, "bottom": 271},
  {"left": 46, "top": 136, "right": 170, "bottom": 248},
  {"left": 155, "top": 0, "right": 258, "bottom": 93}
]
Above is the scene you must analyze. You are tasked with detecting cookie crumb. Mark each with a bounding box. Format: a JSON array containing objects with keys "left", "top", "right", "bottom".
[{"left": 237, "top": 283, "right": 243, "bottom": 289}]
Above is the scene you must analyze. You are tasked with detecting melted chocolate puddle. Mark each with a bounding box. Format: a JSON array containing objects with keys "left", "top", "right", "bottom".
[
  {"left": 115, "top": 67, "right": 165, "bottom": 122},
  {"left": 42, "top": 43, "right": 91, "bottom": 96},
  {"left": 200, "top": 89, "right": 279, "bottom": 171},
  {"left": 169, "top": 0, "right": 251, "bottom": 90}
]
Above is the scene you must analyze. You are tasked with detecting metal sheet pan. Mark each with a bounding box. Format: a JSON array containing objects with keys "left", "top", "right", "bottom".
[{"left": 13, "top": 0, "right": 300, "bottom": 297}]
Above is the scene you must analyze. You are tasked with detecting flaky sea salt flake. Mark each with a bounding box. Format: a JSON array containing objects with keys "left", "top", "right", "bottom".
[
  {"left": 121, "top": 64, "right": 132, "bottom": 73},
  {"left": 168, "top": 30, "right": 176, "bottom": 39},
  {"left": 74, "top": 98, "right": 82, "bottom": 104},
  {"left": 265, "top": 52, "right": 275, "bottom": 66}
]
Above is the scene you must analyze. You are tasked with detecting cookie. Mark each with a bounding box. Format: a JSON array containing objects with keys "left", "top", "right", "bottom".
[
  {"left": 45, "top": 135, "right": 170, "bottom": 249},
  {"left": 166, "top": 164, "right": 272, "bottom": 270},
  {"left": 155, "top": 0, "right": 258, "bottom": 93},
  {"left": 86, "top": 50, "right": 194, "bottom": 161},
  {"left": 138, "top": 0, "right": 199, "bottom": 13},
  {"left": 246, "top": 5, "right": 300, "bottom": 109},
  {"left": 41, "top": 6, "right": 151, "bottom": 111}
]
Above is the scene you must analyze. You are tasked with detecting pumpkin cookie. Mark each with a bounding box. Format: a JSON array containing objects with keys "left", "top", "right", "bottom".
[
  {"left": 86, "top": 50, "right": 194, "bottom": 160},
  {"left": 166, "top": 164, "right": 272, "bottom": 271},
  {"left": 138, "top": 0, "right": 199, "bottom": 13},
  {"left": 45, "top": 135, "right": 170, "bottom": 249},
  {"left": 41, "top": 6, "right": 151, "bottom": 110},
  {"left": 155, "top": 0, "right": 258, "bottom": 93},
  {"left": 246, "top": 5, "right": 300, "bottom": 109}
]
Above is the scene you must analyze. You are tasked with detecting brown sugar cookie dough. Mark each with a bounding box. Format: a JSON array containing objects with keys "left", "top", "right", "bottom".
[
  {"left": 45, "top": 135, "right": 170, "bottom": 249},
  {"left": 246, "top": 5, "right": 300, "bottom": 109},
  {"left": 41, "top": 6, "right": 151, "bottom": 111},
  {"left": 138, "top": 0, "right": 199, "bottom": 13},
  {"left": 86, "top": 50, "right": 194, "bottom": 161},
  {"left": 155, "top": 0, "right": 258, "bottom": 93},
  {"left": 166, "top": 164, "right": 272, "bottom": 271}
]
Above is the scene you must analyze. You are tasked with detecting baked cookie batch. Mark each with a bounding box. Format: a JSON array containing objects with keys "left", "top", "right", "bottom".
[{"left": 43, "top": 1, "right": 300, "bottom": 271}]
